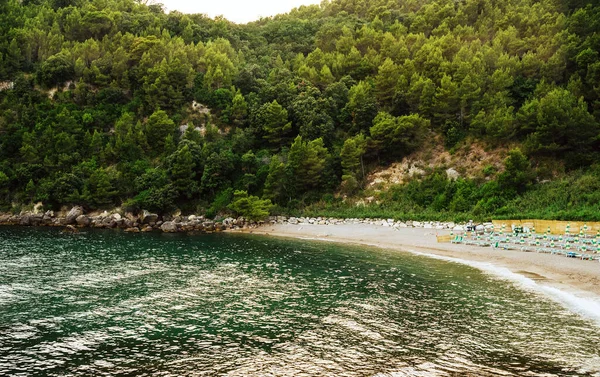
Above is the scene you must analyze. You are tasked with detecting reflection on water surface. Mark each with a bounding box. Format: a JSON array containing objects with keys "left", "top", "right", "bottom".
[{"left": 0, "top": 227, "right": 599, "bottom": 376}]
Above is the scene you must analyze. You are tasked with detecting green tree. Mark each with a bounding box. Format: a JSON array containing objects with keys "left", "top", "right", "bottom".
[
  {"left": 227, "top": 190, "right": 273, "bottom": 221},
  {"left": 258, "top": 100, "right": 292, "bottom": 145},
  {"left": 263, "top": 157, "right": 287, "bottom": 204},
  {"left": 370, "top": 112, "right": 429, "bottom": 157},
  {"left": 340, "top": 134, "right": 367, "bottom": 178},
  {"left": 340, "top": 134, "right": 367, "bottom": 193},
  {"left": 344, "top": 81, "right": 378, "bottom": 132},
  {"left": 168, "top": 144, "right": 197, "bottom": 198},
  {"left": 38, "top": 52, "right": 74, "bottom": 88},
  {"left": 432, "top": 74, "right": 459, "bottom": 127},
  {"left": 286, "top": 136, "right": 330, "bottom": 195},
  {"left": 497, "top": 148, "right": 533, "bottom": 195},
  {"left": 145, "top": 110, "right": 177, "bottom": 154},
  {"left": 375, "top": 58, "right": 400, "bottom": 108}
]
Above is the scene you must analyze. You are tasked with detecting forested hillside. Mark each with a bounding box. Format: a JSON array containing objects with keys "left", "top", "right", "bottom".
[{"left": 0, "top": 0, "right": 599, "bottom": 220}]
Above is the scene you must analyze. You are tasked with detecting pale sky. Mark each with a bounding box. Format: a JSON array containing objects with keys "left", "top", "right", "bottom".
[{"left": 159, "top": 0, "right": 323, "bottom": 24}]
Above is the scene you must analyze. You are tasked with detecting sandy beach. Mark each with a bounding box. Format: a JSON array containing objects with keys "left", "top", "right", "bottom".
[{"left": 231, "top": 222, "right": 600, "bottom": 314}]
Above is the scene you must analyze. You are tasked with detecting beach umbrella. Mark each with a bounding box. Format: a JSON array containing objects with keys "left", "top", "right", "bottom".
[
  {"left": 559, "top": 235, "right": 563, "bottom": 242},
  {"left": 596, "top": 245, "right": 600, "bottom": 254},
  {"left": 584, "top": 223, "right": 588, "bottom": 234},
  {"left": 520, "top": 237, "right": 525, "bottom": 245},
  {"left": 550, "top": 240, "right": 555, "bottom": 249},
  {"left": 565, "top": 223, "right": 570, "bottom": 236}
]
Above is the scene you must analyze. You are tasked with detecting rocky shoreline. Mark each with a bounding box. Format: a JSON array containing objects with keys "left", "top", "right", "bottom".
[{"left": 0, "top": 207, "right": 487, "bottom": 234}]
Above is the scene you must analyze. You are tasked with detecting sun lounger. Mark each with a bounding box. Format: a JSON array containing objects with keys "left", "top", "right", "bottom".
[{"left": 451, "top": 235, "right": 464, "bottom": 244}]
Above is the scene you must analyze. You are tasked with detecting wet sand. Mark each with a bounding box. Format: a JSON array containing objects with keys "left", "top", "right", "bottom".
[{"left": 231, "top": 223, "right": 600, "bottom": 299}]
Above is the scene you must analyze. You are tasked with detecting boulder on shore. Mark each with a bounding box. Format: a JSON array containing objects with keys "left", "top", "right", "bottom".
[
  {"left": 141, "top": 210, "right": 159, "bottom": 224},
  {"left": 75, "top": 215, "right": 90, "bottom": 226},
  {"left": 66, "top": 206, "right": 84, "bottom": 224},
  {"left": 161, "top": 221, "right": 178, "bottom": 232}
]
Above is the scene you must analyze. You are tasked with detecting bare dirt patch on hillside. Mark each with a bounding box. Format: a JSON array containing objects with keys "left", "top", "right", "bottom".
[{"left": 367, "top": 135, "right": 510, "bottom": 190}]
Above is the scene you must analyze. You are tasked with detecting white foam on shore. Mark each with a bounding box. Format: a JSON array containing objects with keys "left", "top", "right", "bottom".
[{"left": 407, "top": 249, "right": 600, "bottom": 326}]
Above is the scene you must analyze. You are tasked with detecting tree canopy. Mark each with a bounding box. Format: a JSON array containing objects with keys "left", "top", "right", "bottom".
[{"left": 0, "top": 0, "right": 598, "bottom": 219}]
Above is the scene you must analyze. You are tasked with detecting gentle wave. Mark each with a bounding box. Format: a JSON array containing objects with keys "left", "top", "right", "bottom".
[{"left": 1, "top": 228, "right": 600, "bottom": 376}]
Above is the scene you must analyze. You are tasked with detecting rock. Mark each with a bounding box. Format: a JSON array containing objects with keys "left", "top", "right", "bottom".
[
  {"left": 102, "top": 217, "right": 116, "bottom": 228},
  {"left": 160, "top": 221, "right": 178, "bottom": 233},
  {"left": 111, "top": 213, "right": 122, "bottom": 221},
  {"left": 446, "top": 168, "right": 460, "bottom": 180},
  {"left": 141, "top": 226, "right": 153, "bottom": 232},
  {"left": 452, "top": 225, "right": 465, "bottom": 234},
  {"left": 42, "top": 214, "right": 53, "bottom": 225},
  {"left": 75, "top": 215, "right": 90, "bottom": 226},
  {"left": 424, "top": 223, "right": 433, "bottom": 229},
  {"left": 66, "top": 206, "right": 84, "bottom": 224},
  {"left": 62, "top": 224, "right": 79, "bottom": 233},
  {"left": 125, "top": 212, "right": 138, "bottom": 222},
  {"left": 141, "top": 210, "right": 159, "bottom": 224},
  {"left": 288, "top": 217, "right": 299, "bottom": 225},
  {"left": 20, "top": 215, "right": 31, "bottom": 226},
  {"left": 203, "top": 221, "right": 215, "bottom": 231},
  {"left": 124, "top": 227, "right": 140, "bottom": 233}
]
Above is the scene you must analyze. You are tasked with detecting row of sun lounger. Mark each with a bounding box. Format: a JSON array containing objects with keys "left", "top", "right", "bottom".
[{"left": 450, "top": 233, "right": 600, "bottom": 261}]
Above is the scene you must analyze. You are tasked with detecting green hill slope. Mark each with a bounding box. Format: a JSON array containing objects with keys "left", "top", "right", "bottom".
[{"left": 0, "top": 0, "right": 598, "bottom": 220}]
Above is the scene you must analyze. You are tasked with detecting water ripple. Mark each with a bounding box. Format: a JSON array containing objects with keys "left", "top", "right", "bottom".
[{"left": 0, "top": 227, "right": 599, "bottom": 376}]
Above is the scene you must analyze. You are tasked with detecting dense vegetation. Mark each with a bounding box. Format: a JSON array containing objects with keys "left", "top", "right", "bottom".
[{"left": 0, "top": 0, "right": 599, "bottom": 220}]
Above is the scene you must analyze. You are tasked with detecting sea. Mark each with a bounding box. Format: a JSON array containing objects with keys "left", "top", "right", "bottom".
[{"left": 0, "top": 226, "right": 599, "bottom": 376}]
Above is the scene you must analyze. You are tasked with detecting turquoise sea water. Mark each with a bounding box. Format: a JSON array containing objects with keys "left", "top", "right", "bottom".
[{"left": 0, "top": 226, "right": 599, "bottom": 376}]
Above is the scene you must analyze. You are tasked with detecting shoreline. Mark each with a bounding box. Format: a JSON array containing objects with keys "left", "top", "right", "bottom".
[{"left": 230, "top": 223, "right": 600, "bottom": 323}]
